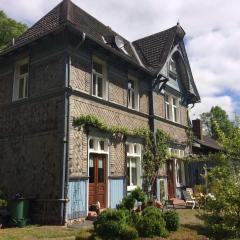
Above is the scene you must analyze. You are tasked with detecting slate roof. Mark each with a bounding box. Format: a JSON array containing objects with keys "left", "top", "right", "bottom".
[
  {"left": 2, "top": 0, "right": 140, "bottom": 66},
  {"left": 132, "top": 26, "right": 179, "bottom": 73},
  {"left": 195, "top": 136, "right": 221, "bottom": 151}
]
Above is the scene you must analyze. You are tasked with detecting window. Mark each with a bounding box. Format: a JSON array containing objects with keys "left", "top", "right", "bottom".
[
  {"left": 89, "top": 138, "right": 108, "bottom": 153},
  {"left": 164, "top": 94, "right": 180, "bottom": 123},
  {"left": 172, "top": 97, "right": 179, "bottom": 122},
  {"left": 169, "top": 57, "right": 177, "bottom": 79},
  {"left": 127, "top": 75, "right": 139, "bottom": 110},
  {"left": 165, "top": 95, "right": 170, "bottom": 120},
  {"left": 13, "top": 58, "right": 29, "bottom": 101},
  {"left": 126, "top": 143, "right": 141, "bottom": 191},
  {"left": 92, "top": 58, "right": 106, "bottom": 98}
]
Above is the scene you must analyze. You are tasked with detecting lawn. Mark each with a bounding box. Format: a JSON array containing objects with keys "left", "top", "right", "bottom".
[{"left": 0, "top": 209, "right": 210, "bottom": 240}]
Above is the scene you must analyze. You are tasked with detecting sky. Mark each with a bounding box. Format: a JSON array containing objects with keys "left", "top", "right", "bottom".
[{"left": 0, "top": 0, "right": 239, "bottom": 119}]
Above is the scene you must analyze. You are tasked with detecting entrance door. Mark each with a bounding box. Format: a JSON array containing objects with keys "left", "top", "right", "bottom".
[
  {"left": 89, "top": 154, "right": 107, "bottom": 209},
  {"left": 167, "top": 160, "right": 175, "bottom": 199}
]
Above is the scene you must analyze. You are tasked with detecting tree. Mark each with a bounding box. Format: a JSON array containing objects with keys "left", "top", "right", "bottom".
[
  {"left": 200, "top": 122, "right": 240, "bottom": 238},
  {"left": 0, "top": 10, "right": 27, "bottom": 50},
  {"left": 141, "top": 129, "right": 170, "bottom": 192},
  {"left": 200, "top": 106, "right": 233, "bottom": 139}
]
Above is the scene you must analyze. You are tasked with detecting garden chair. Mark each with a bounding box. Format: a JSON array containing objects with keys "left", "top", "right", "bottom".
[{"left": 182, "top": 190, "right": 196, "bottom": 209}]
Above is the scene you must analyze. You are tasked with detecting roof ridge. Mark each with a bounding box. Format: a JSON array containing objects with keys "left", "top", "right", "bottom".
[
  {"left": 60, "top": 0, "right": 71, "bottom": 23},
  {"left": 132, "top": 25, "right": 177, "bottom": 43}
]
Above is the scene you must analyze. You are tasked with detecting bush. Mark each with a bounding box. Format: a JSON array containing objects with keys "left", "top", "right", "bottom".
[
  {"left": 136, "top": 206, "right": 168, "bottom": 238},
  {"left": 163, "top": 210, "right": 180, "bottom": 231},
  {"left": 94, "top": 209, "right": 130, "bottom": 240},
  {"left": 131, "top": 187, "right": 146, "bottom": 202},
  {"left": 118, "top": 194, "right": 136, "bottom": 210},
  {"left": 120, "top": 225, "right": 138, "bottom": 240}
]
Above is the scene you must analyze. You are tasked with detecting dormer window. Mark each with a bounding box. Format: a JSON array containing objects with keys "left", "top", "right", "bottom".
[{"left": 169, "top": 57, "right": 177, "bottom": 79}]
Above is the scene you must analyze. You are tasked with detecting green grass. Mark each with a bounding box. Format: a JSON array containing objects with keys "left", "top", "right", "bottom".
[
  {"left": 0, "top": 209, "right": 210, "bottom": 240},
  {"left": 0, "top": 225, "right": 80, "bottom": 240}
]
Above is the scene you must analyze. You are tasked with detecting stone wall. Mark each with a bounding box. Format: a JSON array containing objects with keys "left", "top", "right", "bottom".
[
  {"left": 155, "top": 120, "right": 188, "bottom": 144},
  {"left": 0, "top": 48, "right": 66, "bottom": 224}
]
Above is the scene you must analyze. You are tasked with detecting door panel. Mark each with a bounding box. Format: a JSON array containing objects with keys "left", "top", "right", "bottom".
[
  {"left": 167, "top": 161, "right": 175, "bottom": 199},
  {"left": 89, "top": 154, "right": 107, "bottom": 209}
]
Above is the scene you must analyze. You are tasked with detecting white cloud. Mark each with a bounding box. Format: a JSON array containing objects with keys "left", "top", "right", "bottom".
[
  {"left": 0, "top": 0, "right": 239, "bottom": 117},
  {"left": 190, "top": 96, "right": 235, "bottom": 119}
]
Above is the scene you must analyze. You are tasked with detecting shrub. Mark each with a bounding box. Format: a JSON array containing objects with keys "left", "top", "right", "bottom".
[
  {"left": 118, "top": 194, "right": 136, "bottom": 210},
  {"left": 163, "top": 210, "right": 180, "bottom": 231},
  {"left": 120, "top": 225, "right": 138, "bottom": 240},
  {"left": 131, "top": 187, "right": 146, "bottom": 202},
  {"left": 136, "top": 206, "right": 168, "bottom": 238},
  {"left": 94, "top": 209, "right": 130, "bottom": 240}
]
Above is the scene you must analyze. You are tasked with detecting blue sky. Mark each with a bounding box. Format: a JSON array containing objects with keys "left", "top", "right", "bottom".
[{"left": 0, "top": 0, "right": 239, "bottom": 119}]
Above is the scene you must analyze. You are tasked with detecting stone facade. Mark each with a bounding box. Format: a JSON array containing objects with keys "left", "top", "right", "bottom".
[{"left": 0, "top": 46, "right": 66, "bottom": 224}]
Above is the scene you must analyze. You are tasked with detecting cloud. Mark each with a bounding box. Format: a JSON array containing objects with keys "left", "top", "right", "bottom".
[
  {"left": 190, "top": 95, "right": 236, "bottom": 119},
  {"left": 0, "top": 0, "right": 239, "bottom": 118}
]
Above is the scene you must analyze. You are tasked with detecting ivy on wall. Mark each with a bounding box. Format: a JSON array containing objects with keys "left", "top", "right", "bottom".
[{"left": 73, "top": 114, "right": 171, "bottom": 191}]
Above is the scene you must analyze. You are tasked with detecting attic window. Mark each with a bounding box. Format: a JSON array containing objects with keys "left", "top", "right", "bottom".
[{"left": 169, "top": 57, "right": 177, "bottom": 79}]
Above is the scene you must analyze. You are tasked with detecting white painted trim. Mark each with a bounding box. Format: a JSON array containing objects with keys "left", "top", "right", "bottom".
[
  {"left": 129, "top": 42, "right": 145, "bottom": 68},
  {"left": 87, "top": 137, "right": 110, "bottom": 212}
]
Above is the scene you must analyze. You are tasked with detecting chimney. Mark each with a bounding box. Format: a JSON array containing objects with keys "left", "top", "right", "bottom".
[{"left": 192, "top": 119, "right": 202, "bottom": 140}]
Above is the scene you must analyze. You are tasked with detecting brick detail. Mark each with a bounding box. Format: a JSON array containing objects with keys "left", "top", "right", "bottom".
[
  {"left": 154, "top": 94, "right": 165, "bottom": 117},
  {"left": 0, "top": 73, "right": 13, "bottom": 107},
  {"left": 139, "top": 87, "right": 149, "bottom": 114},
  {"left": 70, "top": 56, "right": 91, "bottom": 94},
  {"left": 109, "top": 78, "right": 126, "bottom": 106},
  {"left": 180, "top": 106, "right": 188, "bottom": 126},
  {"left": 110, "top": 143, "right": 125, "bottom": 176},
  {"left": 155, "top": 120, "right": 188, "bottom": 144}
]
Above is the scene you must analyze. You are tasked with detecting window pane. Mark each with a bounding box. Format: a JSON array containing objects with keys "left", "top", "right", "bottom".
[
  {"left": 97, "top": 77, "right": 103, "bottom": 98},
  {"left": 126, "top": 144, "right": 129, "bottom": 153},
  {"left": 131, "top": 159, "right": 137, "bottom": 186},
  {"left": 18, "top": 78, "right": 24, "bottom": 99},
  {"left": 93, "top": 61, "right": 103, "bottom": 74},
  {"left": 128, "top": 89, "right": 132, "bottom": 107},
  {"left": 99, "top": 140, "right": 104, "bottom": 151},
  {"left": 98, "top": 159, "right": 104, "bottom": 183},
  {"left": 131, "top": 91, "right": 135, "bottom": 109},
  {"left": 89, "top": 139, "right": 94, "bottom": 149},
  {"left": 174, "top": 108, "right": 178, "bottom": 122},
  {"left": 166, "top": 104, "right": 170, "bottom": 119},
  {"left": 127, "top": 161, "right": 130, "bottom": 186},
  {"left": 19, "top": 64, "right": 28, "bottom": 75},
  {"left": 93, "top": 74, "right": 97, "bottom": 96},
  {"left": 89, "top": 158, "right": 95, "bottom": 183}
]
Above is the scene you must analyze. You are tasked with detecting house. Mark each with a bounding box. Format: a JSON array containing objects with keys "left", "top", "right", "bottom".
[
  {"left": 184, "top": 119, "right": 221, "bottom": 188},
  {"left": 0, "top": 0, "right": 200, "bottom": 224}
]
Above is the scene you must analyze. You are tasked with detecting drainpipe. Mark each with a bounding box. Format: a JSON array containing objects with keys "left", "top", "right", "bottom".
[{"left": 61, "top": 32, "right": 86, "bottom": 225}]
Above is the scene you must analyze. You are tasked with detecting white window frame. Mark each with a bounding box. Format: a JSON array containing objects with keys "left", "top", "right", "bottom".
[
  {"left": 88, "top": 137, "right": 109, "bottom": 154},
  {"left": 126, "top": 143, "right": 141, "bottom": 191},
  {"left": 169, "top": 57, "right": 177, "bottom": 79},
  {"left": 92, "top": 57, "right": 107, "bottom": 99},
  {"left": 127, "top": 75, "right": 139, "bottom": 111},
  {"left": 12, "top": 58, "right": 29, "bottom": 101},
  {"left": 165, "top": 94, "right": 170, "bottom": 120},
  {"left": 172, "top": 97, "right": 180, "bottom": 123}
]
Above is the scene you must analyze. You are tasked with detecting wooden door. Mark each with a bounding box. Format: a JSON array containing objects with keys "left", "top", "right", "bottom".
[
  {"left": 167, "top": 160, "right": 175, "bottom": 199},
  {"left": 89, "top": 154, "right": 107, "bottom": 209}
]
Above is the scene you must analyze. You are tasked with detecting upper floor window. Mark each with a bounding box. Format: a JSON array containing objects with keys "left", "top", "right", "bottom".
[
  {"left": 92, "top": 57, "right": 107, "bottom": 99},
  {"left": 164, "top": 94, "right": 180, "bottom": 123},
  {"left": 169, "top": 57, "right": 177, "bottom": 79},
  {"left": 172, "top": 97, "right": 180, "bottom": 122},
  {"left": 127, "top": 75, "right": 139, "bottom": 110},
  {"left": 165, "top": 95, "right": 170, "bottom": 120},
  {"left": 13, "top": 58, "right": 29, "bottom": 101}
]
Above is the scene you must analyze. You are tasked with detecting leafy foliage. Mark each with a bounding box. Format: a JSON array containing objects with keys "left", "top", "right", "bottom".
[
  {"left": 200, "top": 106, "right": 234, "bottom": 139},
  {"left": 163, "top": 210, "right": 180, "bottom": 231},
  {"left": 136, "top": 206, "right": 168, "bottom": 238},
  {"left": 142, "top": 129, "right": 170, "bottom": 190},
  {"left": 0, "top": 11, "right": 27, "bottom": 50},
  {"left": 200, "top": 121, "right": 240, "bottom": 238}
]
